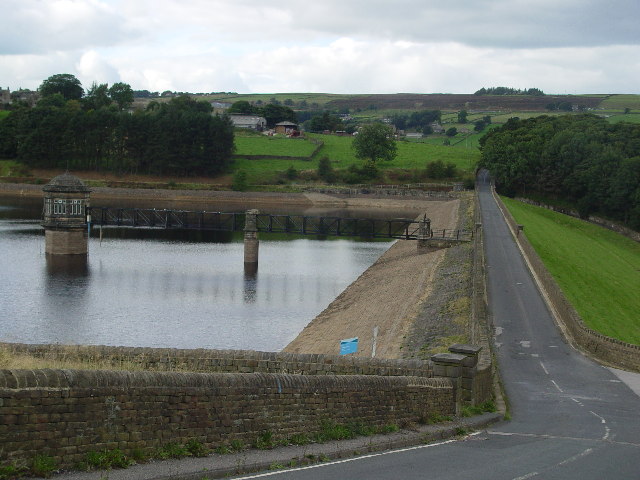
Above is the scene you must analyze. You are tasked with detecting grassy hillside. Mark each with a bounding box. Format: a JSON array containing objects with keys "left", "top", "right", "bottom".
[
  {"left": 502, "top": 197, "right": 640, "bottom": 345},
  {"left": 232, "top": 132, "right": 480, "bottom": 183},
  {"left": 598, "top": 94, "right": 640, "bottom": 111}
]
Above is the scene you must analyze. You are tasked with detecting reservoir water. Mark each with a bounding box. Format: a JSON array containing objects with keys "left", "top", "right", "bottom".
[{"left": 0, "top": 197, "right": 397, "bottom": 352}]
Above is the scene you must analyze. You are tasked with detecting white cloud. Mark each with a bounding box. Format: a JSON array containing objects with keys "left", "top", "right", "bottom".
[{"left": 76, "top": 51, "right": 119, "bottom": 85}]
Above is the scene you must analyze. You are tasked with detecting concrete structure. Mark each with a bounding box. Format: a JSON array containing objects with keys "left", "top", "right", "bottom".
[
  {"left": 244, "top": 209, "right": 259, "bottom": 270},
  {"left": 42, "top": 173, "right": 91, "bottom": 255},
  {"left": 417, "top": 215, "right": 432, "bottom": 251}
]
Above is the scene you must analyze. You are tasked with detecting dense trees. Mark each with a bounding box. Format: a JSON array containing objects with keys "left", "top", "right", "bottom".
[
  {"left": 0, "top": 93, "right": 234, "bottom": 176},
  {"left": 478, "top": 114, "right": 640, "bottom": 229},
  {"left": 389, "top": 110, "right": 441, "bottom": 132},
  {"left": 304, "top": 112, "right": 344, "bottom": 133}
]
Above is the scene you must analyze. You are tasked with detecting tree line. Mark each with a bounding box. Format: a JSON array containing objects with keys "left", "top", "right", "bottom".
[
  {"left": 474, "top": 87, "right": 545, "bottom": 96},
  {"left": 478, "top": 114, "right": 640, "bottom": 229},
  {"left": 0, "top": 74, "right": 234, "bottom": 176}
]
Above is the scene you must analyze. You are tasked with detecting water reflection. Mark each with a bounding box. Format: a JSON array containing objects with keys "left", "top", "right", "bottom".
[
  {"left": 243, "top": 266, "right": 258, "bottom": 304},
  {"left": 46, "top": 254, "right": 89, "bottom": 277}
]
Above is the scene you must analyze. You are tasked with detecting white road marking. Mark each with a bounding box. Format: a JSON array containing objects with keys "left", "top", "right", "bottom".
[
  {"left": 519, "top": 340, "right": 531, "bottom": 348},
  {"left": 539, "top": 362, "right": 549, "bottom": 375},
  {"left": 551, "top": 380, "right": 564, "bottom": 392},
  {"left": 488, "top": 431, "right": 639, "bottom": 447},
  {"left": 231, "top": 434, "right": 481, "bottom": 479},
  {"left": 512, "top": 472, "right": 539, "bottom": 480},
  {"left": 590, "top": 411, "right": 611, "bottom": 440},
  {"left": 557, "top": 448, "right": 594, "bottom": 466}
]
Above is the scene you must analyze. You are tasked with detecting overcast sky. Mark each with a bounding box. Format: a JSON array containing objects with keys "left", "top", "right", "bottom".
[{"left": 2, "top": 0, "right": 640, "bottom": 95}]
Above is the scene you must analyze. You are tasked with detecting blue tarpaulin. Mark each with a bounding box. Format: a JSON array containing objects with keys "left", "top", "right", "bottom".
[{"left": 340, "top": 337, "right": 359, "bottom": 355}]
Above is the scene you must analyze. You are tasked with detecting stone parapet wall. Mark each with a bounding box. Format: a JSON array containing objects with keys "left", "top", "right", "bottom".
[
  {"left": 0, "top": 369, "right": 453, "bottom": 468},
  {"left": 2, "top": 343, "right": 434, "bottom": 377},
  {"left": 494, "top": 192, "right": 640, "bottom": 372}
]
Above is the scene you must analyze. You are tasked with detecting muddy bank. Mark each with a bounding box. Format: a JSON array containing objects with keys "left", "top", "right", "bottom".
[
  {"left": 0, "top": 182, "right": 442, "bottom": 215},
  {"left": 284, "top": 199, "right": 461, "bottom": 359}
]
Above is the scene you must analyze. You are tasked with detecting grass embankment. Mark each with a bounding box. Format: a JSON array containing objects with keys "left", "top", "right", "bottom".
[{"left": 502, "top": 198, "right": 640, "bottom": 345}]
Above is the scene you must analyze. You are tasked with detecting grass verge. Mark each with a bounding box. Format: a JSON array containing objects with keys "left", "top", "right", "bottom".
[{"left": 502, "top": 197, "right": 640, "bottom": 345}]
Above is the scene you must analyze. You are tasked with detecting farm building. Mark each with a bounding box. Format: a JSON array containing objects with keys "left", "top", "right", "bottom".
[
  {"left": 275, "top": 121, "right": 299, "bottom": 135},
  {"left": 230, "top": 114, "right": 267, "bottom": 131}
]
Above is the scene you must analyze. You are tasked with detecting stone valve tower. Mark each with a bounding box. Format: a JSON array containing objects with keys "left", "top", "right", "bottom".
[{"left": 42, "top": 173, "right": 91, "bottom": 255}]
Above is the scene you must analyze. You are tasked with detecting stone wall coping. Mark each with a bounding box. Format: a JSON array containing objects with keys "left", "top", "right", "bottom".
[
  {"left": 430, "top": 353, "right": 466, "bottom": 365},
  {"left": 449, "top": 344, "right": 482, "bottom": 356},
  {"left": 0, "top": 368, "right": 450, "bottom": 391}
]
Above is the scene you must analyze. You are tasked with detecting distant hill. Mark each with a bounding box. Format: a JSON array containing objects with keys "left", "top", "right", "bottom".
[
  {"left": 204, "top": 92, "right": 614, "bottom": 112},
  {"left": 323, "top": 93, "right": 601, "bottom": 111}
]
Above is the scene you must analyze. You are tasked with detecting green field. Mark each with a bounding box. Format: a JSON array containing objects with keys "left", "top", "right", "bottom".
[
  {"left": 502, "top": 197, "right": 640, "bottom": 345},
  {"left": 232, "top": 133, "right": 480, "bottom": 183},
  {"left": 234, "top": 135, "right": 318, "bottom": 157},
  {"left": 606, "top": 113, "right": 640, "bottom": 124},
  {"left": 0, "top": 111, "right": 9, "bottom": 120},
  {"left": 308, "top": 133, "right": 479, "bottom": 170}
]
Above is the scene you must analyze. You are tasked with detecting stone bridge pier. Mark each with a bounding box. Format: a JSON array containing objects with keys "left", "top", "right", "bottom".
[{"left": 244, "top": 209, "right": 259, "bottom": 274}]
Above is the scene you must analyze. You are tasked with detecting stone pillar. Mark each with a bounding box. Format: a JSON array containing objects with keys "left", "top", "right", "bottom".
[
  {"left": 244, "top": 209, "right": 259, "bottom": 269},
  {"left": 417, "top": 215, "right": 432, "bottom": 251},
  {"left": 431, "top": 344, "right": 482, "bottom": 413},
  {"left": 449, "top": 344, "right": 482, "bottom": 406},
  {"left": 42, "top": 173, "right": 91, "bottom": 255}
]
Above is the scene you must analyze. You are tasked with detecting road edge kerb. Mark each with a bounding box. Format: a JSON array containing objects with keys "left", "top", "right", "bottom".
[{"left": 130, "top": 413, "right": 504, "bottom": 480}]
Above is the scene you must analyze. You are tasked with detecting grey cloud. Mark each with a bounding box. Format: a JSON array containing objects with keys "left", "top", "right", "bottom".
[
  {"left": 0, "top": 0, "right": 137, "bottom": 55},
  {"left": 291, "top": 0, "right": 640, "bottom": 48}
]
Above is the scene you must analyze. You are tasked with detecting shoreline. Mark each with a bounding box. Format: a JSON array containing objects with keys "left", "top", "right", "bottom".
[{"left": 285, "top": 198, "right": 461, "bottom": 358}]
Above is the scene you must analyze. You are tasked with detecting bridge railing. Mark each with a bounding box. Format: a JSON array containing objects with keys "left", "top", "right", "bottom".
[{"left": 88, "top": 207, "right": 473, "bottom": 241}]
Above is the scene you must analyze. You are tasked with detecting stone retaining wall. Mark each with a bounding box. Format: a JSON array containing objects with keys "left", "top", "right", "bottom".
[
  {"left": 0, "top": 369, "right": 453, "bottom": 468},
  {"left": 494, "top": 192, "right": 640, "bottom": 372}
]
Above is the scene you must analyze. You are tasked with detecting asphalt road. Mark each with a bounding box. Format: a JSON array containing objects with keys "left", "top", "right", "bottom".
[{"left": 231, "top": 174, "right": 640, "bottom": 480}]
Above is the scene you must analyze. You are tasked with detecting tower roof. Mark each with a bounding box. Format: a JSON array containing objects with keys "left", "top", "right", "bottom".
[{"left": 43, "top": 173, "right": 90, "bottom": 193}]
